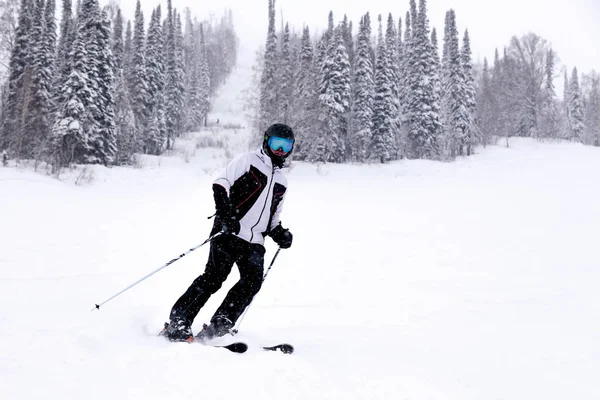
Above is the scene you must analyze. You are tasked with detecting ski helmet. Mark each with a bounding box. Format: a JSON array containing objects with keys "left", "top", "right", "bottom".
[{"left": 263, "top": 123, "right": 295, "bottom": 166}]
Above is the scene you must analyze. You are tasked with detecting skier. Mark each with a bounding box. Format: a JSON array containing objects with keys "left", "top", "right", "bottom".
[{"left": 162, "top": 123, "right": 295, "bottom": 342}]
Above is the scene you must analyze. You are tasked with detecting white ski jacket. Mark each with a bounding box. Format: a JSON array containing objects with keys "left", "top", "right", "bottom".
[{"left": 213, "top": 148, "right": 288, "bottom": 245}]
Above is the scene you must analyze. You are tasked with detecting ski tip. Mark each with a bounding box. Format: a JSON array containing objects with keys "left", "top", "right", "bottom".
[{"left": 223, "top": 342, "right": 248, "bottom": 353}]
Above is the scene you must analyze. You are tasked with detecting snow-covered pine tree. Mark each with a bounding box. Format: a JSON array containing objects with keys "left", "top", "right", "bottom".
[
  {"left": 43, "top": 0, "right": 56, "bottom": 74},
  {"left": 314, "top": 11, "right": 334, "bottom": 75},
  {"left": 172, "top": 11, "right": 186, "bottom": 134},
  {"left": 440, "top": 9, "right": 450, "bottom": 99},
  {"left": 144, "top": 6, "right": 165, "bottom": 153},
  {"left": 123, "top": 19, "right": 132, "bottom": 83},
  {"left": 112, "top": 7, "right": 135, "bottom": 165},
  {"left": 51, "top": 8, "right": 93, "bottom": 167},
  {"left": 563, "top": 70, "right": 570, "bottom": 138},
  {"left": 163, "top": 0, "right": 175, "bottom": 148},
  {"left": 568, "top": 67, "right": 584, "bottom": 142},
  {"left": 385, "top": 13, "right": 401, "bottom": 159},
  {"left": 538, "top": 49, "right": 560, "bottom": 140},
  {"left": 476, "top": 58, "right": 494, "bottom": 146},
  {"left": 123, "top": 20, "right": 132, "bottom": 79},
  {"left": 279, "top": 22, "right": 293, "bottom": 125},
  {"left": 405, "top": 0, "right": 441, "bottom": 159},
  {"left": 461, "top": 29, "right": 476, "bottom": 155},
  {"left": 185, "top": 22, "right": 210, "bottom": 132},
  {"left": 350, "top": 14, "right": 374, "bottom": 162},
  {"left": 183, "top": 8, "right": 194, "bottom": 81},
  {"left": 370, "top": 14, "right": 398, "bottom": 163},
  {"left": 54, "top": 0, "right": 74, "bottom": 112},
  {"left": 24, "top": 0, "right": 55, "bottom": 158},
  {"left": 197, "top": 24, "right": 211, "bottom": 128},
  {"left": 51, "top": 0, "right": 116, "bottom": 166},
  {"left": 341, "top": 15, "right": 354, "bottom": 67},
  {"left": 291, "top": 25, "right": 318, "bottom": 160},
  {"left": 163, "top": 5, "right": 185, "bottom": 144},
  {"left": 326, "top": 10, "right": 334, "bottom": 41},
  {"left": 396, "top": 16, "right": 406, "bottom": 123},
  {"left": 314, "top": 24, "right": 351, "bottom": 163},
  {"left": 1, "top": 0, "right": 33, "bottom": 155},
  {"left": 440, "top": 9, "right": 469, "bottom": 158},
  {"left": 259, "top": 0, "right": 279, "bottom": 133},
  {"left": 429, "top": 27, "right": 442, "bottom": 152},
  {"left": 370, "top": 15, "right": 390, "bottom": 163},
  {"left": 430, "top": 27, "right": 439, "bottom": 65},
  {"left": 43, "top": 0, "right": 56, "bottom": 117},
  {"left": 87, "top": 6, "right": 116, "bottom": 164},
  {"left": 399, "top": 12, "right": 412, "bottom": 137},
  {"left": 130, "top": 0, "right": 149, "bottom": 137},
  {"left": 147, "top": 90, "right": 166, "bottom": 155},
  {"left": 111, "top": 7, "right": 123, "bottom": 75}
]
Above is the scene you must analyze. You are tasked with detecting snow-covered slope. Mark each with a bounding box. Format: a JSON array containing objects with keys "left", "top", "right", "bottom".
[{"left": 2, "top": 138, "right": 599, "bottom": 400}]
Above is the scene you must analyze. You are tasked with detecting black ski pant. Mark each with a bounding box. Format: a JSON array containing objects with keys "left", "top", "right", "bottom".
[{"left": 169, "top": 234, "right": 265, "bottom": 328}]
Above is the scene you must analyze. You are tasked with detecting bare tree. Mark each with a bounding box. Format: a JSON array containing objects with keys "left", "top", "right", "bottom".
[
  {"left": 507, "top": 33, "right": 552, "bottom": 137},
  {"left": 0, "top": 0, "right": 19, "bottom": 82},
  {"left": 581, "top": 71, "right": 600, "bottom": 146}
]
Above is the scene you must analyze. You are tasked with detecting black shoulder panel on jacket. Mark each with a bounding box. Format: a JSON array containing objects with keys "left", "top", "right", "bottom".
[{"left": 229, "top": 165, "right": 268, "bottom": 221}]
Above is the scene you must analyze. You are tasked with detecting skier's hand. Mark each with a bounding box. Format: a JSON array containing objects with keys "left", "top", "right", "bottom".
[
  {"left": 222, "top": 216, "right": 240, "bottom": 235},
  {"left": 270, "top": 225, "right": 293, "bottom": 249}
]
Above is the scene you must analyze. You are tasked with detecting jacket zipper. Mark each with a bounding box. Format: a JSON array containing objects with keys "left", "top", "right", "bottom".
[{"left": 250, "top": 163, "right": 275, "bottom": 242}]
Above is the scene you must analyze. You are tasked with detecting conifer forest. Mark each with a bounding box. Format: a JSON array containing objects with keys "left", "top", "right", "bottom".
[
  {"left": 0, "top": 0, "right": 237, "bottom": 168},
  {"left": 0, "top": 0, "right": 598, "bottom": 168}
]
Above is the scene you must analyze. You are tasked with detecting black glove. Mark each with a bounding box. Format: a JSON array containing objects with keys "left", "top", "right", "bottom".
[
  {"left": 269, "top": 224, "right": 293, "bottom": 249},
  {"left": 221, "top": 216, "right": 240, "bottom": 235}
]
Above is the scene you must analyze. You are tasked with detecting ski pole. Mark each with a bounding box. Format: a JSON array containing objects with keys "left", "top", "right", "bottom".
[
  {"left": 92, "top": 232, "right": 221, "bottom": 311},
  {"left": 234, "top": 248, "right": 282, "bottom": 333}
]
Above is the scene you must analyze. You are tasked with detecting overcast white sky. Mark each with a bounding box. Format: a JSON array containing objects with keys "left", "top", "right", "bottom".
[{"left": 109, "top": 0, "right": 599, "bottom": 76}]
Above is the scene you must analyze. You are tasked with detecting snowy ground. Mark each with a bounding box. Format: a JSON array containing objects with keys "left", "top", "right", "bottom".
[
  {"left": 2, "top": 48, "right": 600, "bottom": 399},
  {"left": 2, "top": 137, "right": 600, "bottom": 399}
]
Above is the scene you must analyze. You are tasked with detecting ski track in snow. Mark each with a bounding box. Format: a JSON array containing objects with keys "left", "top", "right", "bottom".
[{"left": 2, "top": 51, "right": 600, "bottom": 399}]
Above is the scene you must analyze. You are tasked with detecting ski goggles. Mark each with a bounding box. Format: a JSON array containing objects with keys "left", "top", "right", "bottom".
[{"left": 267, "top": 136, "right": 294, "bottom": 154}]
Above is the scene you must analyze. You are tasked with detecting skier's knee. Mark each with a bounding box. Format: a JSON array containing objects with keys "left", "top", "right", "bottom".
[
  {"left": 202, "top": 278, "right": 224, "bottom": 294},
  {"left": 192, "top": 275, "right": 223, "bottom": 294}
]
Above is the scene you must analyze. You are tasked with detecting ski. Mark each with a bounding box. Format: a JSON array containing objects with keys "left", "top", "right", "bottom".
[
  {"left": 263, "top": 343, "right": 294, "bottom": 354},
  {"left": 159, "top": 333, "right": 248, "bottom": 353},
  {"left": 231, "top": 329, "right": 294, "bottom": 354},
  {"left": 159, "top": 323, "right": 248, "bottom": 353},
  {"left": 201, "top": 341, "right": 248, "bottom": 353}
]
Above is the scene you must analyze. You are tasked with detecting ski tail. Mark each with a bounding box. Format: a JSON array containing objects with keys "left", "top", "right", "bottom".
[{"left": 263, "top": 343, "right": 294, "bottom": 354}]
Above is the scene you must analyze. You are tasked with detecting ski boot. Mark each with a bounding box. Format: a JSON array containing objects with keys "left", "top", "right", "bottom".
[
  {"left": 196, "top": 315, "right": 234, "bottom": 341},
  {"left": 160, "top": 320, "right": 194, "bottom": 343}
]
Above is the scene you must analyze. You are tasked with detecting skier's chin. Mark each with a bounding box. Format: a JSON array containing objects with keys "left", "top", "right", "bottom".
[{"left": 272, "top": 150, "right": 287, "bottom": 157}]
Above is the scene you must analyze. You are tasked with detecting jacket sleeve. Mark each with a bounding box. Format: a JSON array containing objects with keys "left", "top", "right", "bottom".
[
  {"left": 213, "top": 153, "right": 251, "bottom": 195},
  {"left": 269, "top": 178, "right": 288, "bottom": 231},
  {"left": 269, "top": 193, "right": 286, "bottom": 231}
]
